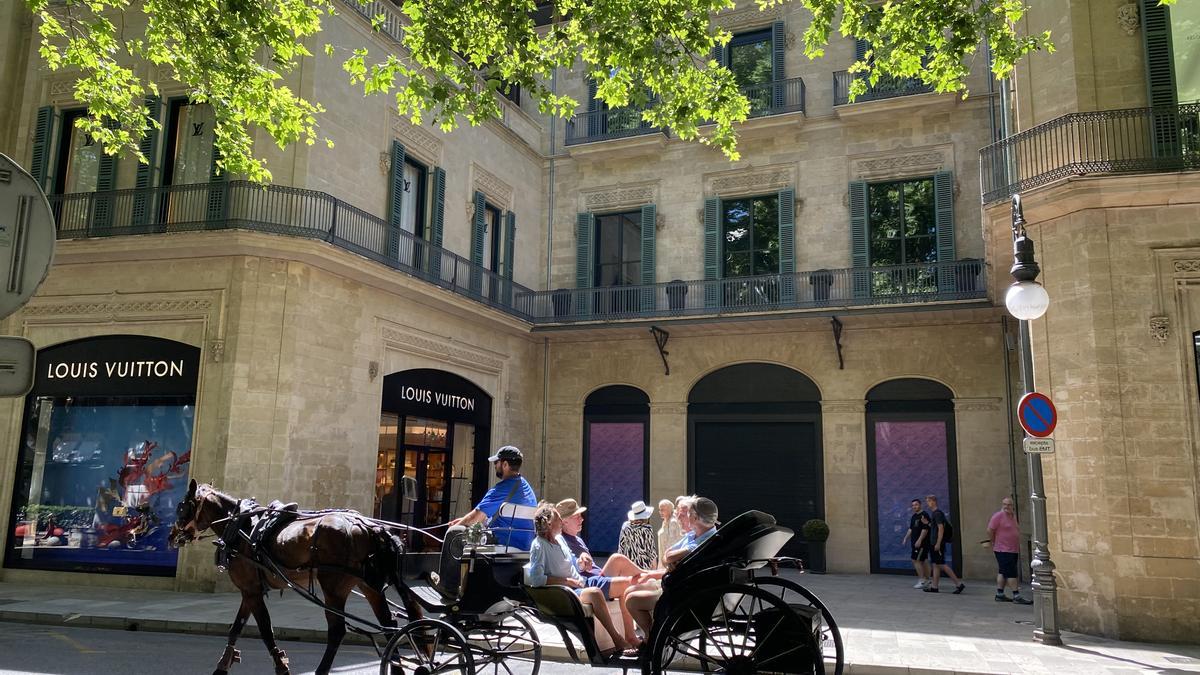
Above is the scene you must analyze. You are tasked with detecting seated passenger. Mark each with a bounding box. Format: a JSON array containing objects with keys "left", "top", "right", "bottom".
[
  {"left": 618, "top": 501, "right": 659, "bottom": 571},
  {"left": 449, "top": 446, "right": 537, "bottom": 550},
  {"left": 524, "top": 504, "right": 633, "bottom": 653},
  {"left": 622, "top": 496, "right": 719, "bottom": 655},
  {"left": 556, "top": 498, "right": 649, "bottom": 579},
  {"left": 656, "top": 499, "right": 682, "bottom": 569}
]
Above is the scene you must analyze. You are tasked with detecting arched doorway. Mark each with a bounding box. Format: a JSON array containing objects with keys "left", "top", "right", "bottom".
[
  {"left": 376, "top": 369, "right": 492, "bottom": 537},
  {"left": 582, "top": 385, "right": 650, "bottom": 554},
  {"left": 866, "top": 378, "right": 960, "bottom": 576},
  {"left": 688, "top": 364, "right": 822, "bottom": 556}
]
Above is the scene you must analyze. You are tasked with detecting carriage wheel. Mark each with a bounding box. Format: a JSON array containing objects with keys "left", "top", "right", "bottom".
[
  {"left": 461, "top": 609, "right": 542, "bottom": 675},
  {"left": 647, "top": 583, "right": 827, "bottom": 675},
  {"left": 751, "top": 577, "right": 844, "bottom": 675},
  {"left": 379, "top": 618, "right": 476, "bottom": 675}
]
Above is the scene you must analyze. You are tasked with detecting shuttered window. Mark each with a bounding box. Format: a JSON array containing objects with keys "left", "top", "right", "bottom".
[
  {"left": 30, "top": 106, "right": 56, "bottom": 191},
  {"left": 850, "top": 172, "right": 954, "bottom": 296}
]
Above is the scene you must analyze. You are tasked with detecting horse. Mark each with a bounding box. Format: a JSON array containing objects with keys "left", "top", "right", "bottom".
[{"left": 169, "top": 479, "right": 422, "bottom": 675}]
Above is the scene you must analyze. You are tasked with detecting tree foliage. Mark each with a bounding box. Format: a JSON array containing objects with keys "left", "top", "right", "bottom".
[{"left": 26, "top": 0, "right": 1147, "bottom": 182}]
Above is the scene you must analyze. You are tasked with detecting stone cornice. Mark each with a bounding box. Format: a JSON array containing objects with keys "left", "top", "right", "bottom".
[
  {"left": 705, "top": 163, "right": 797, "bottom": 199},
  {"left": 953, "top": 397, "right": 1002, "bottom": 412},
  {"left": 381, "top": 323, "right": 506, "bottom": 375},
  {"left": 822, "top": 400, "right": 866, "bottom": 414},
  {"left": 581, "top": 182, "right": 659, "bottom": 213}
]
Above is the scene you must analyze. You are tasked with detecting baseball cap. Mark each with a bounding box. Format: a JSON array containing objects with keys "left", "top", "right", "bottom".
[{"left": 487, "top": 445, "right": 523, "bottom": 463}]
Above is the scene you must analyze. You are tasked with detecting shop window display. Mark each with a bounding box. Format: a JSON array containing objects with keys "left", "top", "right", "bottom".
[{"left": 5, "top": 336, "right": 200, "bottom": 576}]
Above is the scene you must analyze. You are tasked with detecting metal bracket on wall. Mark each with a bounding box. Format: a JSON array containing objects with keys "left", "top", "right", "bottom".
[
  {"left": 831, "top": 317, "right": 845, "bottom": 370},
  {"left": 650, "top": 326, "right": 670, "bottom": 376}
]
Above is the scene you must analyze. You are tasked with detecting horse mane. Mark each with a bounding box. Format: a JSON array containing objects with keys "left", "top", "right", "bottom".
[{"left": 199, "top": 483, "right": 241, "bottom": 506}]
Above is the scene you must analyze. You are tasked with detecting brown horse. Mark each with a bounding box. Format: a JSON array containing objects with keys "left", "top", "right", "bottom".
[{"left": 169, "top": 480, "right": 422, "bottom": 675}]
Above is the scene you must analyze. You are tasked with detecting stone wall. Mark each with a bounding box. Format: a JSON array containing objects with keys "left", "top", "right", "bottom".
[{"left": 983, "top": 172, "right": 1200, "bottom": 642}]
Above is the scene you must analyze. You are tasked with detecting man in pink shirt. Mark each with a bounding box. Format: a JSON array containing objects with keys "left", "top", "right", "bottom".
[{"left": 987, "top": 497, "right": 1032, "bottom": 604}]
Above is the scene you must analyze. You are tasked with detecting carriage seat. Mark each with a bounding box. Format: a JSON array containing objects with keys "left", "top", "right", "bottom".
[
  {"left": 487, "top": 502, "right": 538, "bottom": 552},
  {"left": 523, "top": 584, "right": 608, "bottom": 666}
]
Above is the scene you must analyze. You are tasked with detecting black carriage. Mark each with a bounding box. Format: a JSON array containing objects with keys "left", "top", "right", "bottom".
[{"left": 393, "top": 509, "right": 844, "bottom": 674}]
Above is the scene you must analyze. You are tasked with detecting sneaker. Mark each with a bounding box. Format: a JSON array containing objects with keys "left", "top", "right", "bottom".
[
  {"left": 1013, "top": 596, "right": 1033, "bottom": 605},
  {"left": 995, "top": 594, "right": 1012, "bottom": 602},
  {"left": 923, "top": 586, "right": 939, "bottom": 593},
  {"left": 952, "top": 584, "right": 966, "bottom": 594},
  {"left": 913, "top": 581, "right": 927, "bottom": 588}
]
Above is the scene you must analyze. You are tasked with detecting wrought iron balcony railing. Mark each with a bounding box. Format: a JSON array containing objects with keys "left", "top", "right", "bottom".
[
  {"left": 565, "top": 107, "right": 663, "bottom": 145},
  {"left": 833, "top": 70, "right": 934, "bottom": 107},
  {"left": 742, "top": 77, "right": 806, "bottom": 118},
  {"left": 47, "top": 181, "right": 536, "bottom": 317},
  {"left": 980, "top": 102, "right": 1200, "bottom": 203},
  {"left": 513, "top": 260, "right": 986, "bottom": 323}
]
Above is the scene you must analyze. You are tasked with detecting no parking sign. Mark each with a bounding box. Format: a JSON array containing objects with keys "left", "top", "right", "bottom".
[{"left": 1017, "top": 392, "right": 1057, "bottom": 438}]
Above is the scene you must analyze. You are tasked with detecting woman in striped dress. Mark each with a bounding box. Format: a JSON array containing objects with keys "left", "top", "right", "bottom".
[{"left": 618, "top": 501, "right": 660, "bottom": 571}]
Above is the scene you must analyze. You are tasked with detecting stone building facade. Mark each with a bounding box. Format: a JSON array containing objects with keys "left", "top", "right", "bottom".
[{"left": 0, "top": 0, "right": 1195, "bottom": 643}]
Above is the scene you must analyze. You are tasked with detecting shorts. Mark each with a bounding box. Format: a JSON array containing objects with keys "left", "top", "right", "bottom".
[
  {"left": 911, "top": 546, "right": 930, "bottom": 562},
  {"left": 572, "top": 575, "right": 614, "bottom": 600},
  {"left": 930, "top": 544, "right": 950, "bottom": 565},
  {"left": 995, "top": 551, "right": 1019, "bottom": 579}
]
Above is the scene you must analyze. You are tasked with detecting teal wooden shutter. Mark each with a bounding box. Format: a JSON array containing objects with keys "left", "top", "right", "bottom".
[
  {"left": 205, "top": 144, "right": 226, "bottom": 226},
  {"left": 640, "top": 203, "right": 656, "bottom": 310},
  {"left": 772, "top": 21, "right": 786, "bottom": 109},
  {"left": 30, "top": 105, "right": 55, "bottom": 191},
  {"left": 387, "top": 140, "right": 406, "bottom": 259},
  {"left": 777, "top": 188, "right": 795, "bottom": 303},
  {"left": 92, "top": 118, "right": 119, "bottom": 232},
  {"left": 854, "top": 38, "right": 869, "bottom": 63},
  {"left": 470, "top": 191, "right": 486, "bottom": 295},
  {"left": 586, "top": 79, "right": 601, "bottom": 138},
  {"left": 849, "top": 180, "right": 870, "bottom": 299},
  {"left": 933, "top": 171, "right": 956, "bottom": 293},
  {"left": 429, "top": 166, "right": 446, "bottom": 278},
  {"left": 704, "top": 196, "right": 721, "bottom": 308},
  {"left": 503, "top": 210, "right": 516, "bottom": 305},
  {"left": 575, "top": 212, "right": 594, "bottom": 314},
  {"left": 132, "top": 96, "right": 161, "bottom": 228},
  {"left": 1141, "top": 0, "right": 1179, "bottom": 159}
]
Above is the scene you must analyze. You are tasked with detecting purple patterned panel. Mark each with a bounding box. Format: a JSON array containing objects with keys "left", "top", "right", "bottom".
[
  {"left": 586, "top": 422, "right": 646, "bottom": 553},
  {"left": 873, "top": 421, "right": 954, "bottom": 571}
]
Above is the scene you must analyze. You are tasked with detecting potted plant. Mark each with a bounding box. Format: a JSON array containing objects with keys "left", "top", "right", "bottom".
[{"left": 801, "top": 518, "right": 830, "bottom": 573}]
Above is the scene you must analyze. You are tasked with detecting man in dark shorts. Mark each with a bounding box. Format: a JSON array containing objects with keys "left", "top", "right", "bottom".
[
  {"left": 988, "top": 497, "right": 1032, "bottom": 604},
  {"left": 923, "top": 494, "right": 965, "bottom": 594},
  {"left": 900, "top": 498, "right": 931, "bottom": 588}
]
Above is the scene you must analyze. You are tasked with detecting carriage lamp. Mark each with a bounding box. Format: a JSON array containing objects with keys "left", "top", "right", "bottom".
[{"left": 1005, "top": 213, "right": 1050, "bottom": 320}]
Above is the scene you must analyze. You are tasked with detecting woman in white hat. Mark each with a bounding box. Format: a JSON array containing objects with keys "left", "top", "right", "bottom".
[{"left": 618, "top": 500, "right": 659, "bottom": 571}]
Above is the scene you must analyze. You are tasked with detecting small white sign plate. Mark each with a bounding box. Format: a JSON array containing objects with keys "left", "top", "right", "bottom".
[{"left": 1024, "top": 437, "right": 1055, "bottom": 454}]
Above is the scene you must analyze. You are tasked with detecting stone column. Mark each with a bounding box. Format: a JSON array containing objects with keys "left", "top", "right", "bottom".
[
  {"left": 649, "top": 402, "right": 688, "bottom": 503},
  {"left": 544, "top": 402, "right": 582, "bottom": 501},
  {"left": 952, "top": 397, "right": 1013, "bottom": 579},
  {"left": 821, "top": 399, "right": 869, "bottom": 573}
]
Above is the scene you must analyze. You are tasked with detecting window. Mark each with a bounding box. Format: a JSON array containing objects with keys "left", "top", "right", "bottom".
[
  {"left": 722, "top": 195, "right": 779, "bottom": 278},
  {"left": 727, "top": 29, "right": 773, "bottom": 89},
  {"left": 502, "top": 83, "right": 521, "bottom": 107},
  {"left": 162, "top": 100, "right": 216, "bottom": 186},
  {"left": 399, "top": 158, "right": 428, "bottom": 239},
  {"left": 484, "top": 203, "right": 503, "bottom": 275},
  {"left": 593, "top": 211, "right": 642, "bottom": 287},
  {"left": 53, "top": 109, "right": 99, "bottom": 196},
  {"left": 867, "top": 178, "right": 937, "bottom": 267}
]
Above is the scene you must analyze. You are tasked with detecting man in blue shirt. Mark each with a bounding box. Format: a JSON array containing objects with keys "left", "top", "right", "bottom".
[{"left": 450, "top": 446, "right": 537, "bottom": 549}]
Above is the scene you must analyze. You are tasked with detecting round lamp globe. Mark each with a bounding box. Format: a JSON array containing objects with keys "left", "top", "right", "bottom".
[{"left": 1005, "top": 281, "right": 1050, "bottom": 320}]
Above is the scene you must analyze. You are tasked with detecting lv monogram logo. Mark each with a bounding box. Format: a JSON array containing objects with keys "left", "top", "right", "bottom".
[{"left": 191, "top": 122, "right": 205, "bottom": 137}]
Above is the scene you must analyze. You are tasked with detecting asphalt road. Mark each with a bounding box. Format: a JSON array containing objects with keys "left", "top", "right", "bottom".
[{"left": 0, "top": 621, "right": 598, "bottom": 675}]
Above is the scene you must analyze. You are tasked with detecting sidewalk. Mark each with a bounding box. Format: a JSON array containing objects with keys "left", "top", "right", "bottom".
[{"left": 1, "top": 573, "right": 1198, "bottom": 674}]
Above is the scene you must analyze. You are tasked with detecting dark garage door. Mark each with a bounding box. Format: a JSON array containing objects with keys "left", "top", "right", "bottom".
[{"left": 693, "top": 420, "right": 821, "bottom": 556}]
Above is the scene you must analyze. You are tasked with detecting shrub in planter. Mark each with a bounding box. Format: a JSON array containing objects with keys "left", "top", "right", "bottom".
[{"left": 801, "top": 518, "right": 830, "bottom": 573}]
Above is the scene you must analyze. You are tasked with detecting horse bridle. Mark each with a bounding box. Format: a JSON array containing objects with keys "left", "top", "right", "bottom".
[{"left": 173, "top": 486, "right": 232, "bottom": 547}]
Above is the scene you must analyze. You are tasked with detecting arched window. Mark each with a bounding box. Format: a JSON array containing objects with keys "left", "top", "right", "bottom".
[
  {"left": 582, "top": 386, "right": 650, "bottom": 554},
  {"left": 866, "top": 378, "right": 959, "bottom": 576}
]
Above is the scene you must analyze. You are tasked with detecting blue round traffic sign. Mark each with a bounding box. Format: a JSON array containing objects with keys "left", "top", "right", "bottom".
[{"left": 1018, "top": 392, "right": 1057, "bottom": 438}]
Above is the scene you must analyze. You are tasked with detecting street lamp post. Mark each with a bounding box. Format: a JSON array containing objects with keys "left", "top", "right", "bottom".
[{"left": 1005, "top": 194, "right": 1062, "bottom": 646}]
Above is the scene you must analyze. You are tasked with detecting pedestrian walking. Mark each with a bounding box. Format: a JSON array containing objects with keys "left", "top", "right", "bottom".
[
  {"left": 900, "top": 498, "right": 931, "bottom": 588},
  {"left": 922, "top": 494, "right": 965, "bottom": 594},
  {"left": 988, "top": 497, "right": 1032, "bottom": 604}
]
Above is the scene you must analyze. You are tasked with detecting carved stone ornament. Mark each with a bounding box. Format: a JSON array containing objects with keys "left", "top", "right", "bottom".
[
  {"left": 472, "top": 163, "right": 514, "bottom": 210},
  {"left": 1174, "top": 259, "right": 1200, "bottom": 274},
  {"left": 392, "top": 114, "right": 444, "bottom": 166},
  {"left": 1117, "top": 3, "right": 1140, "bottom": 36},
  {"left": 368, "top": 360, "right": 380, "bottom": 382},
  {"left": 713, "top": 4, "right": 782, "bottom": 33},
  {"left": 1149, "top": 315, "right": 1170, "bottom": 345},
  {"left": 209, "top": 339, "right": 226, "bottom": 363},
  {"left": 582, "top": 183, "right": 657, "bottom": 212},
  {"left": 851, "top": 148, "right": 951, "bottom": 181},
  {"left": 49, "top": 79, "right": 76, "bottom": 97},
  {"left": 706, "top": 164, "right": 796, "bottom": 198},
  {"left": 379, "top": 151, "right": 391, "bottom": 176},
  {"left": 381, "top": 324, "right": 505, "bottom": 376}
]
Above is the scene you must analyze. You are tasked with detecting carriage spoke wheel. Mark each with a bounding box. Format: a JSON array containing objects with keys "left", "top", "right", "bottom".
[
  {"left": 380, "top": 618, "right": 475, "bottom": 675},
  {"left": 751, "top": 577, "right": 844, "bottom": 675},
  {"left": 461, "top": 610, "right": 542, "bottom": 675},
  {"left": 649, "top": 583, "right": 827, "bottom": 675}
]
